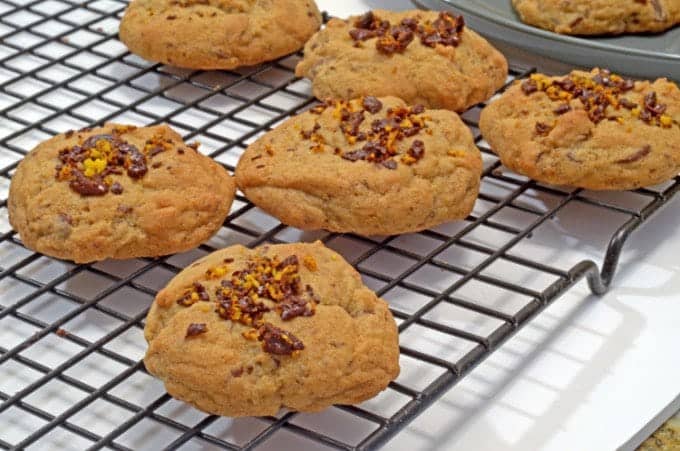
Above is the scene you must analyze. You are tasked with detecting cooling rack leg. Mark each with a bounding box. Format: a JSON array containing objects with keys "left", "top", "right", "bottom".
[
  {"left": 569, "top": 261, "right": 607, "bottom": 296},
  {"left": 593, "top": 178, "right": 680, "bottom": 295}
]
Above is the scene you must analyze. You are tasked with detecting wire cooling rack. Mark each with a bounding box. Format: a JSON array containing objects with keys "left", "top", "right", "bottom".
[{"left": 0, "top": 1, "right": 679, "bottom": 450}]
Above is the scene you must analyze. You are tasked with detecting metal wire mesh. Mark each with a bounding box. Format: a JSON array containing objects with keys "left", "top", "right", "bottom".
[{"left": 0, "top": 1, "right": 679, "bottom": 450}]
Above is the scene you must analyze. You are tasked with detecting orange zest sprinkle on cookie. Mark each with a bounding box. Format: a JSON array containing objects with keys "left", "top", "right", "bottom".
[
  {"left": 205, "top": 265, "right": 229, "bottom": 279},
  {"left": 144, "top": 133, "right": 175, "bottom": 157},
  {"left": 521, "top": 69, "right": 677, "bottom": 129},
  {"left": 55, "top": 128, "right": 169, "bottom": 196},
  {"left": 242, "top": 328, "right": 259, "bottom": 341},
  {"left": 306, "top": 97, "right": 429, "bottom": 169},
  {"left": 447, "top": 149, "right": 467, "bottom": 158},
  {"left": 349, "top": 11, "right": 465, "bottom": 54},
  {"left": 175, "top": 254, "right": 319, "bottom": 356},
  {"left": 177, "top": 282, "right": 210, "bottom": 306},
  {"left": 400, "top": 139, "right": 425, "bottom": 165},
  {"left": 303, "top": 255, "right": 318, "bottom": 272},
  {"left": 418, "top": 11, "right": 466, "bottom": 47}
]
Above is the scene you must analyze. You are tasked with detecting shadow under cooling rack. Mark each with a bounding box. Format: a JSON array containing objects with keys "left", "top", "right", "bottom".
[{"left": 0, "top": 1, "right": 679, "bottom": 450}]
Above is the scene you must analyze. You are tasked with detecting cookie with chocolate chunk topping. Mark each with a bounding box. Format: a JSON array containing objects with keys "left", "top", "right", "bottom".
[
  {"left": 295, "top": 9, "right": 508, "bottom": 112},
  {"left": 479, "top": 69, "right": 680, "bottom": 190},
  {"left": 119, "top": 0, "right": 321, "bottom": 69},
  {"left": 144, "top": 241, "right": 399, "bottom": 417},
  {"left": 512, "top": 0, "right": 680, "bottom": 35},
  {"left": 235, "top": 96, "right": 482, "bottom": 235},
  {"left": 9, "top": 123, "right": 236, "bottom": 262}
]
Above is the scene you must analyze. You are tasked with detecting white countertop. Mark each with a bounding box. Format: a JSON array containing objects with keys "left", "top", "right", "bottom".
[{"left": 318, "top": 1, "right": 680, "bottom": 450}]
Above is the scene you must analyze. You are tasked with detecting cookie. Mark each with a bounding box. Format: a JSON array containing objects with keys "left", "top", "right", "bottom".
[
  {"left": 119, "top": 0, "right": 322, "bottom": 70},
  {"left": 295, "top": 10, "right": 508, "bottom": 112},
  {"left": 8, "top": 124, "right": 236, "bottom": 263},
  {"left": 637, "top": 414, "right": 680, "bottom": 451},
  {"left": 479, "top": 69, "right": 680, "bottom": 190},
  {"left": 234, "top": 96, "right": 482, "bottom": 235},
  {"left": 512, "top": 0, "right": 680, "bottom": 35},
  {"left": 144, "top": 241, "right": 400, "bottom": 416}
]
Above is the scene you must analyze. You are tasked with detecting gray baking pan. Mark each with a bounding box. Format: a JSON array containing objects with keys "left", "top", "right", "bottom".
[{"left": 413, "top": 0, "right": 680, "bottom": 81}]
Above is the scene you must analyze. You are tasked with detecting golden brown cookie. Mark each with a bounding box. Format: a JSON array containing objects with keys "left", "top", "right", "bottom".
[
  {"left": 637, "top": 414, "right": 680, "bottom": 451},
  {"left": 295, "top": 10, "right": 508, "bottom": 112},
  {"left": 144, "top": 241, "right": 400, "bottom": 417},
  {"left": 235, "top": 96, "right": 482, "bottom": 235},
  {"left": 119, "top": 0, "right": 322, "bottom": 70},
  {"left": 479, "top": 69, "right": 680, "bottom": 190},
  {"left": 512, "top": 0, "right": 680, "bottom": 35},
  {"left": 8, "top": 123, "right": 235, "bottom": 263}
]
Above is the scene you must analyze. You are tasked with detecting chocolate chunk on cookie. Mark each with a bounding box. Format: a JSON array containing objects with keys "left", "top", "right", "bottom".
[
  {"left": 295, "top": 10, "right": 508, "bottom": 112},
  {"left": 119, "top": 0, "right": 322, "bottom": 69},
  {"left": 235, "top": 96, "right": 483, "bottom": 235},
  {"left": 9, "top": 123, "right": 236, "bottom": 263},
  {"left": 512, "top": 0, "right": 680, "bottom": 35},
  {"left": 144, "top": 241, "right": 400, "bottom": 416},
  {"left": 479, "top": 69, "right": 680, "bottom": 190}
]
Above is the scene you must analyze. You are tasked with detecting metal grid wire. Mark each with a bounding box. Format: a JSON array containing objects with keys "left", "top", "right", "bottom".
[{"left": 0, "top": 1, "right": 679, "bottom": 450}]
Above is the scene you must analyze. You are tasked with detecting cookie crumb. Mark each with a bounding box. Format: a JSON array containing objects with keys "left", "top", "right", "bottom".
[
  {"left": 58, "top": 213, "right": 73, "bottom": 225},
  {"left": 535, "top": 122, "right": 553, "bottom": 136},
  {"left": 186, "top": 323, "right": 207, "bottom": 338},
  {"left": 401, "top": 139, "right": 425, "bottom": 165},
  {"left": 362, "top": 96, "right": 383, "bottom": 114},
  {"left": 616, "top": 145, "right": 652, "bottom": 164},
  {"left": 257, "top": 323, "right": 304, "bottom": 356},
  {"left": 553, "top": 104, "right": 571, "bottom": 115},
  {"left": 111, "top": 182, "right": 124, "bottom": 195}
]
